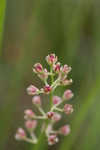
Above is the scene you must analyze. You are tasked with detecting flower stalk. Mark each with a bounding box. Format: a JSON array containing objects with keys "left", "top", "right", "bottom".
[{"left": 15, "top": 53, "right": 74, "bottom": 146}]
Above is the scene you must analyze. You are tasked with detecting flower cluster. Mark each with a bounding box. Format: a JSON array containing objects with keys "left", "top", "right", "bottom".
[{"left": 15, "top": 54, "right": 74, "bottom": 146}]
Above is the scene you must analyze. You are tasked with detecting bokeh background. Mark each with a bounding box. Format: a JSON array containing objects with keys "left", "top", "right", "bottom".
[{"left": 0, "top": 0, "right": 100, "bottom": 150}]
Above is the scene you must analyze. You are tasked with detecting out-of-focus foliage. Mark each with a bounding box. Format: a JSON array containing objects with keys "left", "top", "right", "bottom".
[
  {"left": 0, "top": 0, "right": 100, "bottom": 150},
  {"left": 0, "top": 0, "right": 6, "bottom": 53}
]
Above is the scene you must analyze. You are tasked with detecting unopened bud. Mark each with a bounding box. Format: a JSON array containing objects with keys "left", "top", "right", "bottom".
[
  {"left": 27, "top": 85, "right": 39, "bottom": 95},
  {"left": 44, "top": 85, "right": 52, "bottom": 94},
  {"left": 61, "top": 65, "right": 71, "bottom": 74},
  {"left": 46, "top": 54, "right": 57, "bottom": 65},
  {"left": 15, "top": 128, "right": 26, "bottom": 140},
  {"left": 60, "top": 125, "right": 70, "bottom": 136},
  {"left": 33, "top": 63, "right": 43, "bottom": 73},
  {"left": 48, "top": 134, "right": 59, "bottom": 145},
  {"left": 63, "top": 89, "right": 74, "bottom": 100},
  {"left": 38, "top": 68, "right": 48, "bottom": 80},
  {"left": 24, "top": 109, "right": 35, "bottom": 119},
  {"left": 52, "top": 96, "right": 61, "bottom": 105},
  {"left": 64, "top": 104, "right": 73, "bottom": 115},
  {"left": 32, "top": 96, "right": 41, "bottom": 105},
  {"left": 25, "top": 120, "right": 37, "bottom": 130},
  {"left": 53, "top": 62, "right": 60, "bottom": 73},
  {"left": 47, "top": 112, "right": 54, "bottom": 118},
  {"left": 52, "top": 113, "right": 61, "bottom": 122}
]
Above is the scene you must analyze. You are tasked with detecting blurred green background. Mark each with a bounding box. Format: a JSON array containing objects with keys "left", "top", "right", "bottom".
[{"left": 0, "top": 0, "right": 100, "bottom": 150}]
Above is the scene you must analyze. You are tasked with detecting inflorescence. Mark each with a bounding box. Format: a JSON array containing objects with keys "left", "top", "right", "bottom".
[{"left": 15, "top": 53, "right": 74, "bottom": 146}]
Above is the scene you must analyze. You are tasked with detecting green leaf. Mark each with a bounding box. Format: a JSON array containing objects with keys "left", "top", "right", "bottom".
[{"left": 0, "top": 0, "right": 6, "bottom": 55}]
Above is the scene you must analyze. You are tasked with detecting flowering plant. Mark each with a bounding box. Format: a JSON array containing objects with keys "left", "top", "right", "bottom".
[{"left": 15, "top": 54, "right": 74, "bottom": 146}]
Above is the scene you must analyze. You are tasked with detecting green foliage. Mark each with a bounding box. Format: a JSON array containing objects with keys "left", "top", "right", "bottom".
[
  {"left": 0, "top": 0, "right": 100, "bottom": 150},
  {"left": 0, "top": 0, "right": 6, "bottom": 54}
]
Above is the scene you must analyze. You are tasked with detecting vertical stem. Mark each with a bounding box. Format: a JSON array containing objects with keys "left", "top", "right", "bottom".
[
  {"left": 50, "top": 65, "right": 54, "bottom": 108},
  {"left": 30, "top": 132, "right": 38, "bottom": 143},
  {"left": 43, "top": 65, "right": 54, "bottom": 132},
  {"left": 33, "top": 65, "right": 55, "bottom": 150}
]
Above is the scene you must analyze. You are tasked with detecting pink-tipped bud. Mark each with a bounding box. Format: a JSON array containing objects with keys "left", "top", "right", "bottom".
[
  {"left": 47, "top": 112, "right": 54, "bottom": 119},
  {"left": 33, "top": 63, "right": 43, "bottom": 73},
  {"left": 24, "top": 109, "right": 35, "bottom": 119},
  {"left": 32, "top": 96, "right": 41, "bottom": 105},
  {"left": 52, "top": 96, "right": 62, "bottom": 105},
  {"left": 27, "top": 85, "right": 39, "bottom": 95},
  {"left": 44, "top": 85, "right": 52, "bottom": 94},
  {"left": 63, "top": 89, "right": 74, "bottom": 100},
  {"left": 46, "top": 54, "right": 57, "bottom": 65},
  {"left": 64, "top": 104, "right": 73, "bottom": 115},
  {"left": 25, "top": 120, "right": 37, "bottom": 130},
  {"left": 60, "top": 125, "right": 70, "bottom": 136},
  {"left": 53, "top": 62, "right": 60, "bottom": 73},
  {"left": 48, "top": 134, "right": 59, "bottom": 145},
  {"left": 15, "top": 128, "right": 26, "bottom": 140},
  {"left": 62, "top": 65, "right": 72, "bottom": 74},
  {"left": 38, "top": 68, "right": 48, "bottom": 80},
  {"left": 52, "top": 113, "right": 61, "bottom": 122}
]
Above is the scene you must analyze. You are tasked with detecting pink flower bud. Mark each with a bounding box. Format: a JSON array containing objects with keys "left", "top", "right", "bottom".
[
  {"left": 64, "top": 104, "right": 73, "bottom": 115},
  {"left": 46, "top": 54, "right": 57, "bottom": 65},
  {"left": 48, "top": 134, "right": 59, "bottom": 145},
  {"left": 63, "top": 89, "right": 74, "bottom": 100},
  {"left": 25, "top": 120, "right": 37, "bottom": 130},
  {"left": 47, "top": 112, "right": 54, "bottom": 118},
  {"left": 15, "top": 128, "right": 26, "bottom": 140},
  {"left": 61, "top": 65, "right": 72, "bottom": 74},
  {"left": 52, "top": 96, "right": 62, "bottom": 105},
  {"left": 38, "top": 68, "right": 48, "bottom": 80},
  {"left": 53, "top": 62, "right": 60, "bottom": 73},
  {"left": 24, "top": 109, "right": 35, "bottom": 119},
  {"left": 60, "top": 125, "right": 70, "bottom": 136},
  {"left": 33, "top": 63, "right": 43, "bottom": 73},
  {"left": 32, "top": 96, "right": 41, "bottom": 105},
  {"left": 52, "top": 113, "right": 61, "bottom": 122},
  {"left": 27, "top": 85, "right": 39, "bottom": 95},
  {"left": 44, "top": 85, "right": 52, "bottom": 94}
]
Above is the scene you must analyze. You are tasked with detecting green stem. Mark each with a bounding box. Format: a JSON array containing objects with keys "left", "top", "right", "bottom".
[
  {"left": 33, "top": 116, "right": 47, "bottom": 120},
  {"left": 50, "top": 98, "right": 65, "bottom": 112},
  {"left": 38, "top": 106, "right": 46, "bottom": 116},
  {"left": 25, "top": 137, "right": 37, "bottom": 144},
  {"left": 55, "top": 107, "right": 63, "bottom": 112},
  {"left": 42, "top": 65, "right": 54, "bottom": 134},
  {"left": 33, "top": 65, "right": 55, "bottom": 150},
  {"left": 30, "top": 132, "right": 38, "bottom": 143},
  {"left": 50, "top": 65, "right": 54, "bottom": 108}
]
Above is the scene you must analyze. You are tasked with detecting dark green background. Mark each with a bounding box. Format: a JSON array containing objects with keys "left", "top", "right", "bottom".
[{"left": 0, "top": 0, "right": 100, "bottom": 150}]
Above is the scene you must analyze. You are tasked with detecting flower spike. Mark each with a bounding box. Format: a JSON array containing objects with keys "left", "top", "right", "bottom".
[{"left": 15, "top": 53, "right": 74, "bottom": 146}]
